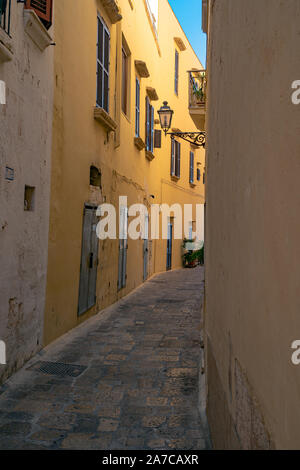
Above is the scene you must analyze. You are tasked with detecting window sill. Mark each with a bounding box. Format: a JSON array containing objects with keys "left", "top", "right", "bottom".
[
  {"left": 135, "top": 60, "right": 150, "bottom": 78},
  {"left": 24, "top": 10, "right": 53, "bottom": 51},
  {"left": 174, "top": 37, "right": 186, "bottom": 51},
  {"left": 190, "top": 182, "right": 196, "bottom": 188},
  {"left": 145, "top": 150, "right": 155, "bottom": 161},
  {"left": 134, "top": 136, "right": 145, "bottom": 151},
  {"left": 146, "top": 87, "right": 159, "bottom": 101},
  {"left": 94, "top": 107, "right": 117, "bottom": 132},
  {"left": 171, "top": 175, "right": 180, "bottom": 182},
  {"left": 102, "top": 0, "right": 122, "bottom": 24}
]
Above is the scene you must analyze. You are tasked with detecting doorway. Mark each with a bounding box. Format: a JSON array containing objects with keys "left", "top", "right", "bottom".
[{"left": 78, "top": 204, "right": 99, "bottom": 316}]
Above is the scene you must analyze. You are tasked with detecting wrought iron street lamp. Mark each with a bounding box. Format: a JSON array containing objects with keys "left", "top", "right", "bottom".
[
  {"left": 157, "top": 101, "right": 174, "bottom": 135},
  {"left": 157, "top": 101, "right": 206, "bottom": 148}
]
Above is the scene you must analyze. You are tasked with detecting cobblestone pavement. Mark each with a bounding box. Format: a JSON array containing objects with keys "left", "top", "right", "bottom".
[{"left": 0, "top": 267, "right": 210, "bottom": 450}]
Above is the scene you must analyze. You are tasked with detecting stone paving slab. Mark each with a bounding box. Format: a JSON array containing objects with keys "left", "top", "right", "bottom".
[{"left": 0, "top": 267, "right": 210, "bottom": 450}]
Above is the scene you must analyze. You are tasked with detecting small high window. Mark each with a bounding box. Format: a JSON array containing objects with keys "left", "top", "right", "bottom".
[{"left": 24, "top": 186, "right": 35, "bottom": 211}]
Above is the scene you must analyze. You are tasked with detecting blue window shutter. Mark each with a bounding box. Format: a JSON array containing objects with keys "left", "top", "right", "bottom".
[
  {"left": 96, "top": 16, "right": 110, "bottom": 112},
  {"left": 151, "top": 105, "right": 154, "bottom": 152},
  {"left": 145, "top": 97, "right": 150, "bottom": 150}
]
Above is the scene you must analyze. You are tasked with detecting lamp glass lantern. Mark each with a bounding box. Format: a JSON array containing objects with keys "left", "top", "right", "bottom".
[{"left": 158, "top": 101, "right": 174, "bottom": 135}]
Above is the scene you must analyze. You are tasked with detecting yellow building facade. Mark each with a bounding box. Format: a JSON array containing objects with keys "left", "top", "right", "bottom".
[{"left": 44, "top": 0, "right": 205, "bottom": 345}]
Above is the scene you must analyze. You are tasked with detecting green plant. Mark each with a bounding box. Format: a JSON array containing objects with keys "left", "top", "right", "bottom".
[
  {"left": 192, "top": 72, "right": 206, "bottom": 103},
  {"left": 183, "top": 250, "right": 198, "bottom": 267},
  {"left": 193, "top": 86, "right": 205, "bottom": 102}
]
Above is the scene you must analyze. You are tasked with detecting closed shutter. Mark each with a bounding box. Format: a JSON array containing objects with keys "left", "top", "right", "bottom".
[
  {"left": 145, "top": 97, "right": 150, "bottom": 150},
  {"left": 97, "top": 17, "right": 104, "bottom": 108},
  {"left": 154, "top": 129, "right": 161, "bottom": 148},
  {"left": 25, "top": 0, "right": 53, "bottom": 29},
  {"left": 189, "top": 152, "right": 194, "bottom": 183},
  {"left": 151, "top": 105, "right": 154, "bottom": 152},
  {"left": 171, "top": 139, "right": 175, "bottom": 176},
  {"left": 175, "top": 50, "right": 179, "bottom": 95},
  {"left": 78, "top": 205, "right": 99, "bottom": 316}
]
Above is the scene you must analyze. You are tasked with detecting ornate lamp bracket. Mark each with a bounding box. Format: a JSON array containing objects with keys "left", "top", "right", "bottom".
[{"left": 167, "top": 132, "right": 206, "bottom": 148}]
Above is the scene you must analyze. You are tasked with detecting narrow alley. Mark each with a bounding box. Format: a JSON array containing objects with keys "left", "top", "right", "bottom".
[{"left": 0, "top": 267, "right": 210, "bottom": 450}]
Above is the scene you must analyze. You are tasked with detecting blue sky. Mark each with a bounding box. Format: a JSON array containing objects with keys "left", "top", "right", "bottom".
[{"left": 168, "top": 0, "right": 206, "bottom": 66}]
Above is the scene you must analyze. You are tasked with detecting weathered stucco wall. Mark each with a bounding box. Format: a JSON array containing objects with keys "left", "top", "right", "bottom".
[
  {"left": 205, "top": 0, "right": 300, "bottom": 449},
  {"left": 0, "top": 4, "right": 53, "bottom": 383}
]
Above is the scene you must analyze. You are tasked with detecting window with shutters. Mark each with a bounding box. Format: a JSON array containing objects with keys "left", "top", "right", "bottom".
[
  {"left": 197, "top": 168, "right": 201, "bottom": 181},
  {"left": 174, "top": 49, "right": 179, "bottom": 95},
  {"left": 171, "top": 139, "right": 181, "bottom": 179},
  {"left": 96, "top": 15, "right": 110, "bottom": 113},
  {"left": 25, "top": 0, "right": 53, "bottom": 30},
  {"left": 145, "top": 96, "right": 154, "bottom": 152},
  {"left": 203, "top": 172, "right": 206, "bottom": 184},
  {"left": 189, "top": 151, "right": 194, "bottom": 184},
  {"left": 135, "top": 77, "right": 140, "bottom": 137}
]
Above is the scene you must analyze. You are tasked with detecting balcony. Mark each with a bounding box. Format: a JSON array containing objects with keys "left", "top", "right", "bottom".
[
  {"left": 188, "top": 69, "right": 206, "bottom": 130},
  {"left": 0, "top": 0, "right": 11, "bottom": 36}
]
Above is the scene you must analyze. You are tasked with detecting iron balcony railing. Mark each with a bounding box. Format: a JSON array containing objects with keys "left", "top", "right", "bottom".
[
  {"left": 0, "top": 0, "right": 11, "bottom": 36},
  {"left": 188, "top": 69, "right": 207, "bottom": 109}
]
